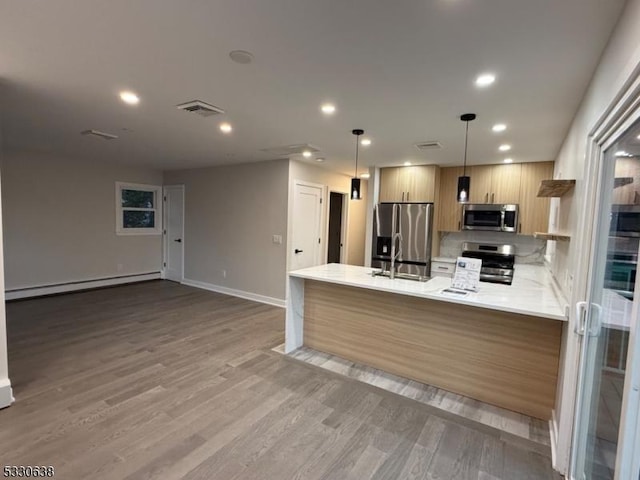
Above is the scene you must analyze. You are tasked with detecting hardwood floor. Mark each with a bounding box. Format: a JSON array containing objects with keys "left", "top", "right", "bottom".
[{"left": 0, "top": 280, "right": 561, "bottom": 479}]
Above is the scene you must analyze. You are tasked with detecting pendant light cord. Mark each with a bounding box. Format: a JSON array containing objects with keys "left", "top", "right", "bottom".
[{"left": 463, "top": 120, "right": 469, "bottom": 176}]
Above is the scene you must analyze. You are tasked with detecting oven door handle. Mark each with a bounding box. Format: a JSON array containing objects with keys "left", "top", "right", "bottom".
[{"left": 500, "top": 210, "right": 506, "bottom": 231}]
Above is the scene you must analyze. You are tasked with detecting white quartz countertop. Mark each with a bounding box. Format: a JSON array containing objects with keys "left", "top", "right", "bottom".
[{"left": 289, "top": 263, "right": 568, "bottom": 321}]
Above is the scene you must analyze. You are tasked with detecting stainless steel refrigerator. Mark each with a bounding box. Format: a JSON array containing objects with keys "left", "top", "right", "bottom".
[{"left": 372, "top": 202, "right": 434, "bottom": 280}]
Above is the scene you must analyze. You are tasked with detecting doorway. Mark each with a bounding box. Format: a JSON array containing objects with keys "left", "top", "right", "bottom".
[
  {"left": 163, "top": 185, "right": 184, "bottom": 283},
  {"left": 327, "top": 191, "right": 347, "bottom": 264},
  {"left": 571, "top": 117, "right": 640, "bottom": 480}
]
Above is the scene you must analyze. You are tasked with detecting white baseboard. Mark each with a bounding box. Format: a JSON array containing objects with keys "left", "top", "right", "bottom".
[
  {"left": 0, "top": 378, "right": 13, "bottom": 409},
  {"left": 550, "top": 409, "right": 559, "bottom": 471},
  {"left": 182, "top": 278, "right": 285, "bottom": 308},
  {"left": 5, "top": 272, "right": 162, "bottom": 300}
]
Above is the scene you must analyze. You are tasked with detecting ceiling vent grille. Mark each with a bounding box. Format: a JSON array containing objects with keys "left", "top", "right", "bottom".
[
  {"left": 176, "top": 100, "right": 225, "bottom": 117},
  {"left": 260, "top": 143, "right": 321, "bottom": 157},
  {"left": 81, "top": 129, "right": 118, "bottom": 140},
  {"left": 414, "top": 141, "right": 442, "bottom": 151}
]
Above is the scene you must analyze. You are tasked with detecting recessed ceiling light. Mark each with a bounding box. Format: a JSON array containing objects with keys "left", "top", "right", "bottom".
[
  {"left": 492, "top": 123, "right": 507, "bottom": 133},
  {"left": 503, "top": 158, "right": 513, "bottom": 164},
  {"left": 475, "top": 73, "right": 496, "bottom": 87},
  {"left": 404, "top": 161, "right": 412, "bottom": 166},
  {"left": 360, "top": 173, "right": 370, "bottom": 179},
  {"left": 321, "top": 103, "right": 336, "bottom": 115},
  {"left": 302, "top": 150, "right": 312, "bottom": 158},
  {"left": 615, "top": 150, "right": 630, "bottom": 157},
  {"left": 315, "top": 157, "right": 325, "bottom": 162},
  {"left": 219, "top": 122, "right": 233, "bottom": 133},
  {"left": 361, "top": 138, "right": 372, "bottom": 146},
  {"left": 637, "top": 134, "right": 640, "bottom": 140},
  {"left": 499, "top": 144, "right": 511, "bottom": 152},
  {"left": 119, "top": 91, "right": 140, "bottom": 105},
  {"left": 229, "top": 50, "right": 254, "bottom": 64}
]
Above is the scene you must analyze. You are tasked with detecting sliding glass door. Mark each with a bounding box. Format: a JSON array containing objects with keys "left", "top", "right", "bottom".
[{"left": 572, "top": 120, "right": 640, "bottom": 479}]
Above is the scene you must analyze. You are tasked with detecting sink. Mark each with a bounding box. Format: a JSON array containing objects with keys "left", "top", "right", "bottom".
[{"left": 371, "top": 270, "right": 430, "bottom": 282}]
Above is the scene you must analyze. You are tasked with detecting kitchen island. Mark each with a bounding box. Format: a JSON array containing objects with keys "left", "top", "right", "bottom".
[{"left": 286, "top": 263, "right": 567, "bottom": 420}]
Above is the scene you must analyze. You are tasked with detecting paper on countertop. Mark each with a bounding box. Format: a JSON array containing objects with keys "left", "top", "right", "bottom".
[{"left": 450, "top": 256, "right": 482, "bottom": 292}]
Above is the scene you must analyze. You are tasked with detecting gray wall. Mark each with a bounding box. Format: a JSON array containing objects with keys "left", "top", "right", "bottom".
[
  {"left": 164, "top": 159, "right": 289, "bottom": 301},
  {"left": 1, "top": 152, "right": 164, "bottom": 290}
]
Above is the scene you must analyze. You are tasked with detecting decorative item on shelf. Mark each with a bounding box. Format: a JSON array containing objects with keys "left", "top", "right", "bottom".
[
  {"left": 536, "top": 179, "right": 576, "bottom": 197},
  {"left": 351, "top": 129, "right": 364, "bottom": 200},
  {"left": 458, "top": 113, "right": 476, "bottom": 203}
]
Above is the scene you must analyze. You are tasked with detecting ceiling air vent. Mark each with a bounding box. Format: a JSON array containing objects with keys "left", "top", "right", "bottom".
[
  {"left": 81, "top": 129, "right": 118, "bottom": 140},
  {"left": 414, "top": 141, "right": 442, "bottom": 151},
  {"left": 176, "top": 100, "right": 225, "bottom": 117},
  {"left": 260, "top": 144, "right": 321, "bottom": 157}
]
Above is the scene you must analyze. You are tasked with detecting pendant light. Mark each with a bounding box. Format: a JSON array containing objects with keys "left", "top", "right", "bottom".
[
  {"left": 351, "top": 129, "right": 364, "bottom": 200},
  {"left": 457, "top": 113, "right": 476, "bottom": 203}
]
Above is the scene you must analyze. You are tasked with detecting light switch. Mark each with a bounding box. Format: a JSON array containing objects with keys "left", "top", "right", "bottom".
[{"left": 272, "top": 234, "right": 283, "bottom": 244}]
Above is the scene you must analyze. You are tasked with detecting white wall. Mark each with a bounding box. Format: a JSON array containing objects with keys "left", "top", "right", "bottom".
[
  {"left": 163, "top": 159, "right": 289, "bottom": 302},
  {"left": 0, "top": 125, "right": 12, "bottom": 409},
  {"left": 288, "top": 160, "right": 368, "bottom": 267},
  {"left": 550, "top": 0, "right": 640, "bottom": 473},
  {"left": 1, "top": 152, "right": 164, "bottom": 291}
]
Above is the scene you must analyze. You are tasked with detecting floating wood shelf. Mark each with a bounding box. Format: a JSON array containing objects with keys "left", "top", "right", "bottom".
[
  {"left": 534, "top": 232, "right": 571, "bottom": 241},
  {"left": 537, "top": 179, "right": 576, "bottom": 197}
]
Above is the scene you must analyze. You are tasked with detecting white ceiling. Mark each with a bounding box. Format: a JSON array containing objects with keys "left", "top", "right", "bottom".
[{"left": 0, "top": 0, "right": 627, "bottom": 175}]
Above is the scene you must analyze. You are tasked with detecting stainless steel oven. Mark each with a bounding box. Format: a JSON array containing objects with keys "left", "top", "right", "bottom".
[
  {"left": 462, "top": 204, "right": 518, "bottom": 232},
  {"left": 610, "top": 205, "right": 640, "bottom": 238}
]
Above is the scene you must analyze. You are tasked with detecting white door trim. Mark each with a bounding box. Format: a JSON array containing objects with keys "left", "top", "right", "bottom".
[
  {"left": 563, "top": 64, "right": 640, "bottom": 479},
  {"left": 325, "top": 189, "right": 350, "bottom": 264},
  {"left": 162, "top": 185, "right": 185, "bottom": 283}
]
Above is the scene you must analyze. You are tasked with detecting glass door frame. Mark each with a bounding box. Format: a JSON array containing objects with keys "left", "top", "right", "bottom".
[{"left": 569, "top": 82, "right": 640, "bottom": 479}]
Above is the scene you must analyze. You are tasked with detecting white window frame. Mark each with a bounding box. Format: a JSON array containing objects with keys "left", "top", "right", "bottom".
[{"left": 115, "top": 182, "right": 163, "bottom": 236}]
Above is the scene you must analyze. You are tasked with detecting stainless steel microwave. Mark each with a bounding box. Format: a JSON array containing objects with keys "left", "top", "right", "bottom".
[
  {"left": 462, "top": 204, "right": 519, "bottom": 232},
  {"left": 610, "top": 205, "right": 640, "bottom": 237}
]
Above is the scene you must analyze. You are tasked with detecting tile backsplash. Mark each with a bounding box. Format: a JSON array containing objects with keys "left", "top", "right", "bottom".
[{"left": 438, "top": 231, "right": 547, "bottom": 264}]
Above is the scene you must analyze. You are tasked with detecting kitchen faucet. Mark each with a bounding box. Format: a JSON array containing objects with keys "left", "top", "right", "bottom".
[{"left": 389, "top": 232, "right": 403, "bottom": 279}]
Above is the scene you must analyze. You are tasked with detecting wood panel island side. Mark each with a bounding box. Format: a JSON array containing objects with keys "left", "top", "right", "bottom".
[{"left": 286, "top": 263, "right": 567, "bottom": 420}]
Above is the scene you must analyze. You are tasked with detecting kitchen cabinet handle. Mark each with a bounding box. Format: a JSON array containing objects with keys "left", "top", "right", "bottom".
[
  {"left": 485, "top": 193, "right": 488, "bottom": 203},
  {"left": 437, "top": 266, "right": 448, "bottom": 270},
  {"left": 491, "top": 193, "right": 495, "bottom": 203},
  {"left": 518, "top": 223, "right": 522, "bottom": 234},
  {"left": 458, "top": 221, "right": 461, "bottom": 230},
  {"left": 407, "top": 191, "right": 410, "bottom": 201},
  {"left": 402, "top": 192, "right": 405, "bottom": 202}
]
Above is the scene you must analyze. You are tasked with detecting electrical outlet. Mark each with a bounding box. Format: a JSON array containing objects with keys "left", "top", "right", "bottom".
[
  {"left": 222, "top": 269, "right": 226, "bottom": 278},
  {"left": 272, "top": 234, "right": 283, "bottom": 244}
]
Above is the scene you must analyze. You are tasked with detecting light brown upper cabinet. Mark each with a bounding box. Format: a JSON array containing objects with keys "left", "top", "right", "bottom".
[
  {"left": 437, "top": 161, "right": 554, "bottom": 234},
  {"left": 437, "top": 166, "right": 464, "bottom": 232},
  {"left": 518, "top": 161, "right": 555, "bottom": 235},
  {"left": 379, "top": 165, "right": 438, "bottom": 202},
  {"left": 468, "top": 164, "right": 522, "bottom": 204}
]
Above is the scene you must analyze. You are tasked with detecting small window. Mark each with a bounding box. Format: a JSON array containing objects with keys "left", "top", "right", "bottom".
[{"left": 116, "top": 182, "right": 162, "bottom": 235}]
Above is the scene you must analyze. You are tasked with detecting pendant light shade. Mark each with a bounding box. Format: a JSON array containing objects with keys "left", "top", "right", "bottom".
[
  {"left": 351, "top": 129, "right": 364, "bottom": 200},
  {"left": 457, "top": 113, "right": 476, "bottom": 203}
]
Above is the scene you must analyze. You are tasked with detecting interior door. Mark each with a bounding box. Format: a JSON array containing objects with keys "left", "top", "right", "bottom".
[
  {"left": 164, "top": 185, "right": 184, "bottom": 282},
  {"left": 291, "top": 183, "right": 323, "bottom": 271},
  {"left": 327, "top": 192, "right": 344, "bottom": 264},
  {"left": 572, "top": 130, "right": 640, "bottom": 479}
]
